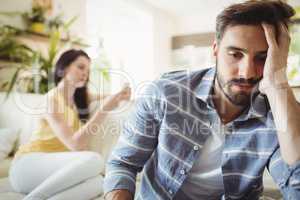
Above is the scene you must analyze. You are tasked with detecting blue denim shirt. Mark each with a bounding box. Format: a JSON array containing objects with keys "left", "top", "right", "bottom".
[{"left": 104, "top": 67, "right": 300, "bottom": 200}]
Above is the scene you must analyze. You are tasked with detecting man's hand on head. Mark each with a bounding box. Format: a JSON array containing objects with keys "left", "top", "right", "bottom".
[{"left": 259, "top": 22, "right": 290, "bottom": 94}]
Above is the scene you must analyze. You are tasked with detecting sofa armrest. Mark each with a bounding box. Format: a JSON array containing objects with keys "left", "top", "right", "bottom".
[{"left": 0, "top": 157, "right": 13, "bottom": 178}]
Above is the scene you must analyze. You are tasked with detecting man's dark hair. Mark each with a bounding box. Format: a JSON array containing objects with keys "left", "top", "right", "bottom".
[{"left": 216, "top": 0, "right": 295, "bottom": 43}]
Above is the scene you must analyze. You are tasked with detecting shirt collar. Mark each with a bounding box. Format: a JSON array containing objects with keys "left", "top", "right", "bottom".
[{"left": 194, "top": 67, "right": 216, "bottom": 104}]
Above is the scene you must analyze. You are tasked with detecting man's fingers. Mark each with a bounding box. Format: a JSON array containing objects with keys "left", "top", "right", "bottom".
[
  {"left": 278, "top": 23, "right": 291, "bottom": 51},
  {"left": 262, "top": 23, "right": 278, "bottom": 49}
]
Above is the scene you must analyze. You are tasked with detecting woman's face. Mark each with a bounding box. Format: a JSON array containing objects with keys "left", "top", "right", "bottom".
[{"left": 64, "top": 55, "right": 90, "bottom": 88}]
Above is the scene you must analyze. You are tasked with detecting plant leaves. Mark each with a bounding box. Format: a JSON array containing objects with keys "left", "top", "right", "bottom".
[
  {"left": 5, "top": 67, "right": 21, "bottom": 100},
  {"left": 63, "top": 16, "right": 78, "bottom": 31}
]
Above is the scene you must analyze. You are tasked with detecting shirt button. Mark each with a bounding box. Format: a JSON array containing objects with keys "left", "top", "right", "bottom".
[
  {"left": 180, "top": 169, "right": 185, "bottom": 175},
  {"left": 168, "top": 189, "right": 173, "bottom": 194},
  {"left": 193, "top": 145, "right": 199, "bottom": 151}
]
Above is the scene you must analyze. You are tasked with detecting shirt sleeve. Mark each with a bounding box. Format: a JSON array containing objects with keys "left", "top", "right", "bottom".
[
  {"left": 267, "top": 147, "right": 300, "bottom": 199},
  {"left": 103, "top": 80, "right": 164, "bottom": 196}
]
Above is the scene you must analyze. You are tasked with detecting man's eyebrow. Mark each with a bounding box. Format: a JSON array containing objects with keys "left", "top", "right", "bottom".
[
  {"left": 226, "top": 46, "right": 267, "bottom": 55},
  {"left": 226, "top": 46, "right": 248, "bottom": 53}
]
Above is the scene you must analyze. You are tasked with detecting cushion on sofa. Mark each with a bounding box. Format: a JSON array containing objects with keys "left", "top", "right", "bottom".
[
  {"left": 88, "top": 101, "right": 134, "bottom": 174},
  {"left": 0, "top": 158, "right": 12, "bottom": 178},
  {"left": 0, "top": 128, "right": 19, "bottom": 162},
  {"left": 0, "top": 92, "right": 43, "bottom": 148}
]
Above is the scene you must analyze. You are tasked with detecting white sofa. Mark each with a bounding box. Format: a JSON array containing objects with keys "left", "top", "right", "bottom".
[{"left": 0, "top": 92, "right": 134, "bottom": 200}]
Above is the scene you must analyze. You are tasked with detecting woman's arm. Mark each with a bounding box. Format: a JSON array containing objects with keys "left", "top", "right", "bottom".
[
  {"left": 88, "top": 83, "right": 131, "bottom": 103},
  {"left": 88, "top": 91, "right": 109, "bottom": 103},
  {"left": 45, "top": 87, "right": 131, "bottom": 151}
]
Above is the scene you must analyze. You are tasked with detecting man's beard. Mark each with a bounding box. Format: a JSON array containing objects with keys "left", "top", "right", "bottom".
[{"left": 215, "top": 62, "right": 261, "bottom": 107}]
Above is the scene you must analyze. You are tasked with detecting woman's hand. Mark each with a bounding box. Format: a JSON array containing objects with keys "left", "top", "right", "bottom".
[
  {"left": 117, "top": 85, "right": 131, "bottom": 102},
  {"left": 102, "top": 85, "right": 131, "bottom": 111}
]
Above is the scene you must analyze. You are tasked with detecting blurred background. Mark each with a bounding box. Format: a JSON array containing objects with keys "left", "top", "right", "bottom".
[
  {"left": 0, "top": 2, "right": 299, "bottom": 198},
  {"left": 0, "top": 0, "right": 299, "bottom": 96}
]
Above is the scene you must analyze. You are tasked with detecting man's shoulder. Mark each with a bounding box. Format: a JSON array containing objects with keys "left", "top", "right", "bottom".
[
  {"left": 160, "top": 69, "right": 190, "bottom": 79},
  {"left": 156, "top": 67, "right": 213, "bottom": 90},
  {"left": 143, "top": 67, "right": 214, "bottom": 100},
  {"left": 159, "top": 67, "right": 212, "bottom": 83}
]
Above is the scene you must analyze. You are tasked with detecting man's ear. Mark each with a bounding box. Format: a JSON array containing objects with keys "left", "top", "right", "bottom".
[{"left": 212, "top": 40, "right": 218, "bottom": 57}]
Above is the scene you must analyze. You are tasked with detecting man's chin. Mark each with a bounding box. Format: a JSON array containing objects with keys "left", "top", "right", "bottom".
[
  {"left": 228, "top": 93, "right": 251, "bottom": 106},
  {"left": 226, "top": 88, "right": 251, "bottom": 106}
]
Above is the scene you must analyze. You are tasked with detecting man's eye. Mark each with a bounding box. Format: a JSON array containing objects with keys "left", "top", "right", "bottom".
[
  {"left": 256, "top": 55, "right": 267, "bottom": 63},
  {"left": 228, "top": 51, "right": 243, "bottom": 59}
]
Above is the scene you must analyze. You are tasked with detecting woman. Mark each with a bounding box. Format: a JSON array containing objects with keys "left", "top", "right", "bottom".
[{"left": 9, "top": 49, "right": 131, "bottom": 200}]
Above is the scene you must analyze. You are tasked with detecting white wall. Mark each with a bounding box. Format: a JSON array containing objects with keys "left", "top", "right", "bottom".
[
  {"left": 52, "top": 0, "right": 87, "bottom": 38},
  {"left": 86, "top": 0, "right": 177, "bottom": 91},
  {"left": 129, "top": 0, "right": 177, "bottom": 76},
  {"left": 288, "top": 0, "right": 300, "bottom": 6},
  {"left": 172, "top": 1, "right": 243, "bottom": 35},
  {"left": 118, "top": 0, "right": 177, "bottom": 76}
]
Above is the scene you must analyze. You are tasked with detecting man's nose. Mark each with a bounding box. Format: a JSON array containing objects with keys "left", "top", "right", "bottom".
[{"left": 238, "top": 58, "right": 257, "bottom": 79}]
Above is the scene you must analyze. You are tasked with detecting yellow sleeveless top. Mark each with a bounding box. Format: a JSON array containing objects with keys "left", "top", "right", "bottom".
[{"left": 15, "top": 90, "right": 82, "bottom": 158}]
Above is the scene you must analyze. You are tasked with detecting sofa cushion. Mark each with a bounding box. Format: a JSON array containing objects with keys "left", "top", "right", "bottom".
[
  {"left": 0, "top": 178, "right": 15, "bottom": 193},
  {"left": 0, "top": 92, "right": 43, "bottom": 148},
  {"left": 0, "top": 128, "right": 19, "bottom": 161},
  {"left": 88, "top": 101, "right": 134, "bottom": 165},
  {"left": 0, "top": 192, "right": 24, "bottom": 200},
  {"left": 0, "top": 158, "right": 12, "bottom": 178},
  {"left": 0, "top": 177, "right": 104, "bottom": 200}
]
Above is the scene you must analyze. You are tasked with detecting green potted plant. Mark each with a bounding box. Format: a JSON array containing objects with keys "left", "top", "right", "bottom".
[
  {"left": 22, "top": 6, "right": 47, "bottom": 34},
  {"left": 0, "top": 26, "right": 36, "bottom": 94},
  {"left": 0, "top": 25, "right": 34, "bottom": 63},
  {"left": 287, "top": 6, "right": 300, "bottom": 86},
  {"left": 0, "top": 14, "right": 90, "bottom": 96}
]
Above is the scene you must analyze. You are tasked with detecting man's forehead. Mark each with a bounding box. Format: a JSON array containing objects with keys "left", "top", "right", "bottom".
[
  {"left": 226, "top": 46, "right": 267, "bottom": 55},
  {"left": 219, "top": 24, "right": 268, "bottom": 52}
]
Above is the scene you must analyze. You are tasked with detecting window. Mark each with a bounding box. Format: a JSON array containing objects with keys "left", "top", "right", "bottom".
[{"left": 86, "top": 0, "right": 154, "bottom": 93}]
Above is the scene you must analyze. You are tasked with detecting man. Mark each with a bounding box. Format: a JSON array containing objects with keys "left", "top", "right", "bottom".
[{"left": 104, "top": 0, "right": 300, "bottom": 199}]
